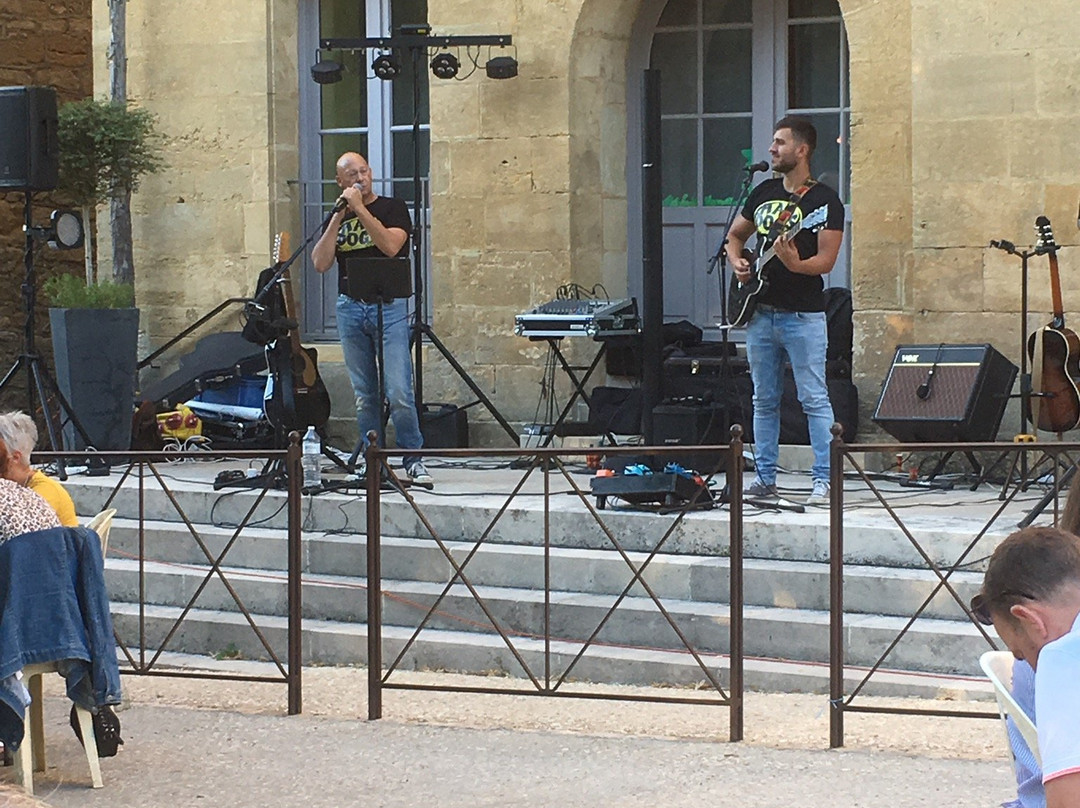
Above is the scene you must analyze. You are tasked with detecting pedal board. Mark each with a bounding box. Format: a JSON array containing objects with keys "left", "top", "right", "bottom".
[{"left": 590, "top": 472, "right": 713, "bottom": 510}]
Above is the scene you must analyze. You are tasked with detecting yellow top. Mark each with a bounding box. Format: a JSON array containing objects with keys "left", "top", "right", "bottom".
[{"left": 28, "top": 470, "right": 79, "bottom": 527}]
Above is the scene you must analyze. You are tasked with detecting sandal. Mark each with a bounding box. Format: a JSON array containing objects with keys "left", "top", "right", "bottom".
[{"left": 69, "top": 703, "right": 124, "bottom": 758}]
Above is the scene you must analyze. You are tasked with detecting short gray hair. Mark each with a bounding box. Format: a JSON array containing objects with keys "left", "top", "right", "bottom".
[{"left": 0, "top": 411, "right": 38, "bottom": 458}]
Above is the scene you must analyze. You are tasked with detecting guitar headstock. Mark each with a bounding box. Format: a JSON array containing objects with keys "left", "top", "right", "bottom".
[
  {"left": 273, "top": 232, "right": 291, "bottom": 265},
  {"left": 1035, "top": 216, "right": 1058, "bottom": 255}
]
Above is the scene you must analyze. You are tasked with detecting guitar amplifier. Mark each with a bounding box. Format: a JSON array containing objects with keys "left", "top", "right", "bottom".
[{"left": 872, "top": 344, "right": 1017, "bottom": 442}]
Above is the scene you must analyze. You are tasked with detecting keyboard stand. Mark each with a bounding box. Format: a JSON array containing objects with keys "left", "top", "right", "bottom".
[{"left": 530, "top": 337, "right": 618, "bottom": 448}]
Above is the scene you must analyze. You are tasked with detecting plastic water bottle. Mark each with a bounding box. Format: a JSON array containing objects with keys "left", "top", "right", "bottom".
[{"left": 301, "top": 425, "right": 321, "bottom": 489}]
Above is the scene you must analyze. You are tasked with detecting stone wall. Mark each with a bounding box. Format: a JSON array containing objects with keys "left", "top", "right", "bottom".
[
  {"left": 0, "top": 0, "right": 93, "bottom": 404},
  {"left": 853, "top": 0, "right": 1080, "bottom": 434},
  {"left": 89, "top": 0, "right": 300, "bottom": 356},
  {"left": 91, "top": 0, "right": 1080, "bottom": 443}
]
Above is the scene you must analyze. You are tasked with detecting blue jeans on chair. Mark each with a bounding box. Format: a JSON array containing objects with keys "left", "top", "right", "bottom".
[
  {"left": 336, "top": 294, "right": 424, "bottom": 454},
  {"left": 745, "top": 306, "right": 834, "bottom": 485}
]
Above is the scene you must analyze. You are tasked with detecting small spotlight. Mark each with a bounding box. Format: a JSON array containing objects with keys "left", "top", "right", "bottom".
[
  {"left": 485, "top": 55, "right": 518, "bottom": 80},
  {"left": 46, "top": 209, "right": 84, "bottom": 250},
  {"left": 311, "top": 60, "right": 344, "bottom": 84},
  {"left": 372, "top": 52, "right": 401, "bottom": 80},
  {"left": 430, "top": 51, "right": 460, "bottom": 80}
]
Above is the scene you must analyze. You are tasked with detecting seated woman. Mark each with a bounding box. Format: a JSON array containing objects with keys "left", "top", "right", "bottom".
[
  {"left": 0, "top": 411, "right": 77, "bottom": 526},
  {"left": 0, "top": 437, "right": 58, "bottom": 543}
]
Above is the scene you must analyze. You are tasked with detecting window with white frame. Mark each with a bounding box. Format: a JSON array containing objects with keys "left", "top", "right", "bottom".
[
  {"left": 300, "top": 0, "right": 431, "bottom": 336},
  {"left": 650, "top": 0, "right": 849, "bottom": 207}
]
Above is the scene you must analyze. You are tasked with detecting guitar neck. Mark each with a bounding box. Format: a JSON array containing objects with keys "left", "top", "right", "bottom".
[
  {"left": 273, "top": 232, "right": 303, "bottom": 351},
  {"left": 1049, "top": 251, "right": 1066, "bottom": 327}
]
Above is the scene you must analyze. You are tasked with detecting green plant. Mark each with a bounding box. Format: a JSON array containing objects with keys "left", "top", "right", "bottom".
[
  {"left": 213, "top": 643, "right": 243, "bottom": 661},
  {"left": 43, "top": 274, "right": 135, "bottom": 309},
  {"left": 57, "top": 98, "right": 165, "bottom": 286}
]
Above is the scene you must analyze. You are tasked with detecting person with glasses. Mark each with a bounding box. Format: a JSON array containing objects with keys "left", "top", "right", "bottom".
[
  {"left": 311, "top": 151, "right": 431, "bottom": 485},
  {"left": 972, "top": 526, "right": 1080, "bottom": 808}
]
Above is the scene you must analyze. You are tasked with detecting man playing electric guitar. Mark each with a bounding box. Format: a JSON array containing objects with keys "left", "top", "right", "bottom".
[{"left": 725, "top": 116, "right": 846, "bottom": 506}]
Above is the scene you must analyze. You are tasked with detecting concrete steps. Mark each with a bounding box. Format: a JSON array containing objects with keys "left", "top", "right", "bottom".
[
  {"left": 108, "top": 603, "right": 993, "bottom": 700},
  {"left": 65, "top": 471, "right": 1008, "bottom": 695}
]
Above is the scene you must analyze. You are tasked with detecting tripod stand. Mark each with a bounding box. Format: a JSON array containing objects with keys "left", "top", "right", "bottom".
[
  {"left": 985, "top": 235, "right": 1074, "bottom": 512},
  {"left": 0, "top": 191, "right": 95, "bottom": 475}
]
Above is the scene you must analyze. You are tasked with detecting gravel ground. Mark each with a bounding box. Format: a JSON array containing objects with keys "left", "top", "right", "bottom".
[
  {"left": 116, "top": 666, "right": 1007, "bottom": 758},
  {"left": 0, "top": 666, "right": 1017, "bottom": 807}
]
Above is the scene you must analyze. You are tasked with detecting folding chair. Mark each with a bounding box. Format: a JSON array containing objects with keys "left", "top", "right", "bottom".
[{"left": 979, "top": 650, "right": 1041, "bottom": 768}]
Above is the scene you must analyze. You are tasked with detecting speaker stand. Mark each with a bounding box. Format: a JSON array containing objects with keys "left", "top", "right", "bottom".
[
  {"left": 1018, "top": 461, "right": 1078, "bottom": 528},
  {"left": 899, "top": 450, "right": 981, "bottom": 490},
  {"left": 0, "top": 190, "right": 97, "bottom": 477}
]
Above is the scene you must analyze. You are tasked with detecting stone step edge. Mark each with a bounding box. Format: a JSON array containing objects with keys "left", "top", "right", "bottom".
[
  {"left": 106, "top": 519, "right": 985, "bottom": 583},
  {"left": 110, "top": 606, "right": 996, "bottom": 702},
  {"left": 106, "top": 557, "right": 990, "bottom": 634}
]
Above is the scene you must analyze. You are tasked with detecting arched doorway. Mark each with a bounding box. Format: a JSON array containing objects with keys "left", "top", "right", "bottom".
[{"left": 627, "top": 0, "right": 850, "bottom": 337}]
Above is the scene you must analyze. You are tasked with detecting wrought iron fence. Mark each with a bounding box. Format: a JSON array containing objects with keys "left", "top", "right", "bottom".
[
  {"left": 363, "top": 437, "right": 746, "bottom": 742},
  {"left": 35, "top": 440, "right": 304, "bottom": 715},
  {"left": 828, "top": 431, "right": 1078, "bottom": 747}
]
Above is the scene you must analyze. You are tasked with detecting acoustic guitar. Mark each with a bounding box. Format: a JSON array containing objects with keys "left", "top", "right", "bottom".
[
  {"left": 1027, "top": 216, "right": 1080, "bottom": 433},
  {"left": 263, "top": 233, "right": 332, "bottom": 432},
  {"left": 727, "top": 203, "right": 830, "bottom": 327}
]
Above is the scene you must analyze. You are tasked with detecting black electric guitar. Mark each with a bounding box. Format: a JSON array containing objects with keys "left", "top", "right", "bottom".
[
  {"left": 727, "top": 204, "right": 830, "bottom": 327},
  {"left": 1027, "top": 217, "right": 1080, "bottom": 433},
  {"left": 263, "top": 233, "right": 332, "bottom": 432}
]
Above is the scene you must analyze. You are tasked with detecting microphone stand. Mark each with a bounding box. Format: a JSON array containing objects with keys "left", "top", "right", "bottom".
[
  {"left": 985, "top": 237, "right": 1043, "bottom": 499},
  {"left": 218, "top": 206, "right": 348, "bottom": 491},
  {"left": 706, "top": 164, "right": 764, "bottom": 474},
  {"left": 709, "top": 163, "right": 766, "bottom": 341}
]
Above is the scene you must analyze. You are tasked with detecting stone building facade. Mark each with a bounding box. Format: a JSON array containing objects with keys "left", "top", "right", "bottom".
[
  {"left": 81, "top": 0, "right": 1080, "bottom": 444},
  {"left": 0, "top": 0, "right": 92, "bottom": 402}
]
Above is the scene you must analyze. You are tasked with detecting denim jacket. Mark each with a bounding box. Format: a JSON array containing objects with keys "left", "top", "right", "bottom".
[{"left": 0, "top": 526, "right": 123, "bottom": 748}]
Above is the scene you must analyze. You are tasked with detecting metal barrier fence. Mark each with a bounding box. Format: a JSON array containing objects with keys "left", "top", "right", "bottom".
[
  {"left": 35, "top": 439, "right": 304, "bottom": 715},
  {"left": 828, "top": 431, "right": 1077, "bottom": 747},
  {"left": 363, "top": 437, "right": 746, "bottom": 742}
]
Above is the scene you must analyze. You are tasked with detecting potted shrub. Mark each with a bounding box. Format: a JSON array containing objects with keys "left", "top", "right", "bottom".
[
  {"left": 48, "top": 98, "right": 163, "bottom": 451},
  {"left": 44, "top": 275, "right": 138, "bottom": 451}
]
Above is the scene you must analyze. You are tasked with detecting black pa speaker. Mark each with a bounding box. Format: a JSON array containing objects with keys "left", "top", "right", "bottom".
[
  {"left": 872, "top": 344, "right": 1018, "bottom": 442},
  {"left": 0, "top": 86, "right": 59, "bottom": 191},
  {"left": 652, "top": 402, "right": 728, "bottom": 473}
]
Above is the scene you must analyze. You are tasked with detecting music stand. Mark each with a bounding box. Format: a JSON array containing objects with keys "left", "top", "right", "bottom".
[{"left": 344, "top": 255, "right": 413, "bottom": 464}]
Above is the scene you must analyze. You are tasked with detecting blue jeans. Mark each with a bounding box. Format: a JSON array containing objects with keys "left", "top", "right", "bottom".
[
  {"left": 745, "top": 306, "right": 834, "bottom": 484},
  {"left": 336, "top": 294, "right": 424, "bottom": 453}
]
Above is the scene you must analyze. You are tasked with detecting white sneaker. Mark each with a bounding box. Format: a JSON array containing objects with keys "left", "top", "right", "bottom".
[
  {"left": 806, "top": 479, "right": 830, "bottom": 506},
  {"left": 744, "top": 477, "right": 778, "bottom": 499},
  {"left": 405, "top": 460, "right": 432, "bottom": 484}
]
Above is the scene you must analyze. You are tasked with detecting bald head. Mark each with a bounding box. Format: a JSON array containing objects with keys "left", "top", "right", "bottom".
[{"left": 335, "top": 151, "right": 375, "bottom": 201}]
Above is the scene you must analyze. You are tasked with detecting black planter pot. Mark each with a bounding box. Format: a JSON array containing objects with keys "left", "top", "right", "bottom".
[{"left": 49, "top": 307, "right": 139, "bottom": 451}]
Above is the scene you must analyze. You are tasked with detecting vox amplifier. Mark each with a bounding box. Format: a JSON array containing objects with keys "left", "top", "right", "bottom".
[{"left": 872, "top": 343, "right": 1017, "bottom": 442}]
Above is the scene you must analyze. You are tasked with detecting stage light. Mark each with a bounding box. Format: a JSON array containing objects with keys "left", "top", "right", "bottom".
[
  {"left": 372, "top": 52, "right": 401, "bottom": 80},
  {"left": 47, "top": 209, "right": 84, "bottom": 250},
  {"left": 311, "top": 59, "right": 344, "bottom": 84},
  {"left": 430, "top": 51, "right": 460, "bottom": 79},
  {"left": 485, "top": 55, "right": 518, "bottom": 80}
]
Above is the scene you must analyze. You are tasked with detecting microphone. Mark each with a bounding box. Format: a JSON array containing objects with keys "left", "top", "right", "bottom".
[
  {"left": 745, "top": 160, "right": 770, "bottom": 174},
  {"left": 332, "top": 182, "right": 364, "bottom": 213}
]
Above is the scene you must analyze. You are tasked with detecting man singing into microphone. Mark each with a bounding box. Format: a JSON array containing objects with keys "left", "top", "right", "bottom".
[
  {"left": 312, "top": 151, "right": 431, "bottom": 484},
  {"left": 725, "top": 116, "right": 845, "bottom": 506}
]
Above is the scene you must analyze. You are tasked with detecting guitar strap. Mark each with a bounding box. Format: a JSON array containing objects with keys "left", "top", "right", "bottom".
[{"left": 765, "top": 178, "right": 817, "bottom": 247}]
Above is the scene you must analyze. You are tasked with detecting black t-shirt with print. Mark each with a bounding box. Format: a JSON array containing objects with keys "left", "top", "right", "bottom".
[
  {"left": 739, "top": 178, "right": 845, "bottom": 312},
  {"left": 334, "top": 195, "right": 412, "bottom": 298}
]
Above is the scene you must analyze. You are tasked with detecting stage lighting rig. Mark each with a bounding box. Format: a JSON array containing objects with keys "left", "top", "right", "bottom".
[{"left": 430, "top": 51, "right": 460, "bottom": 80}]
